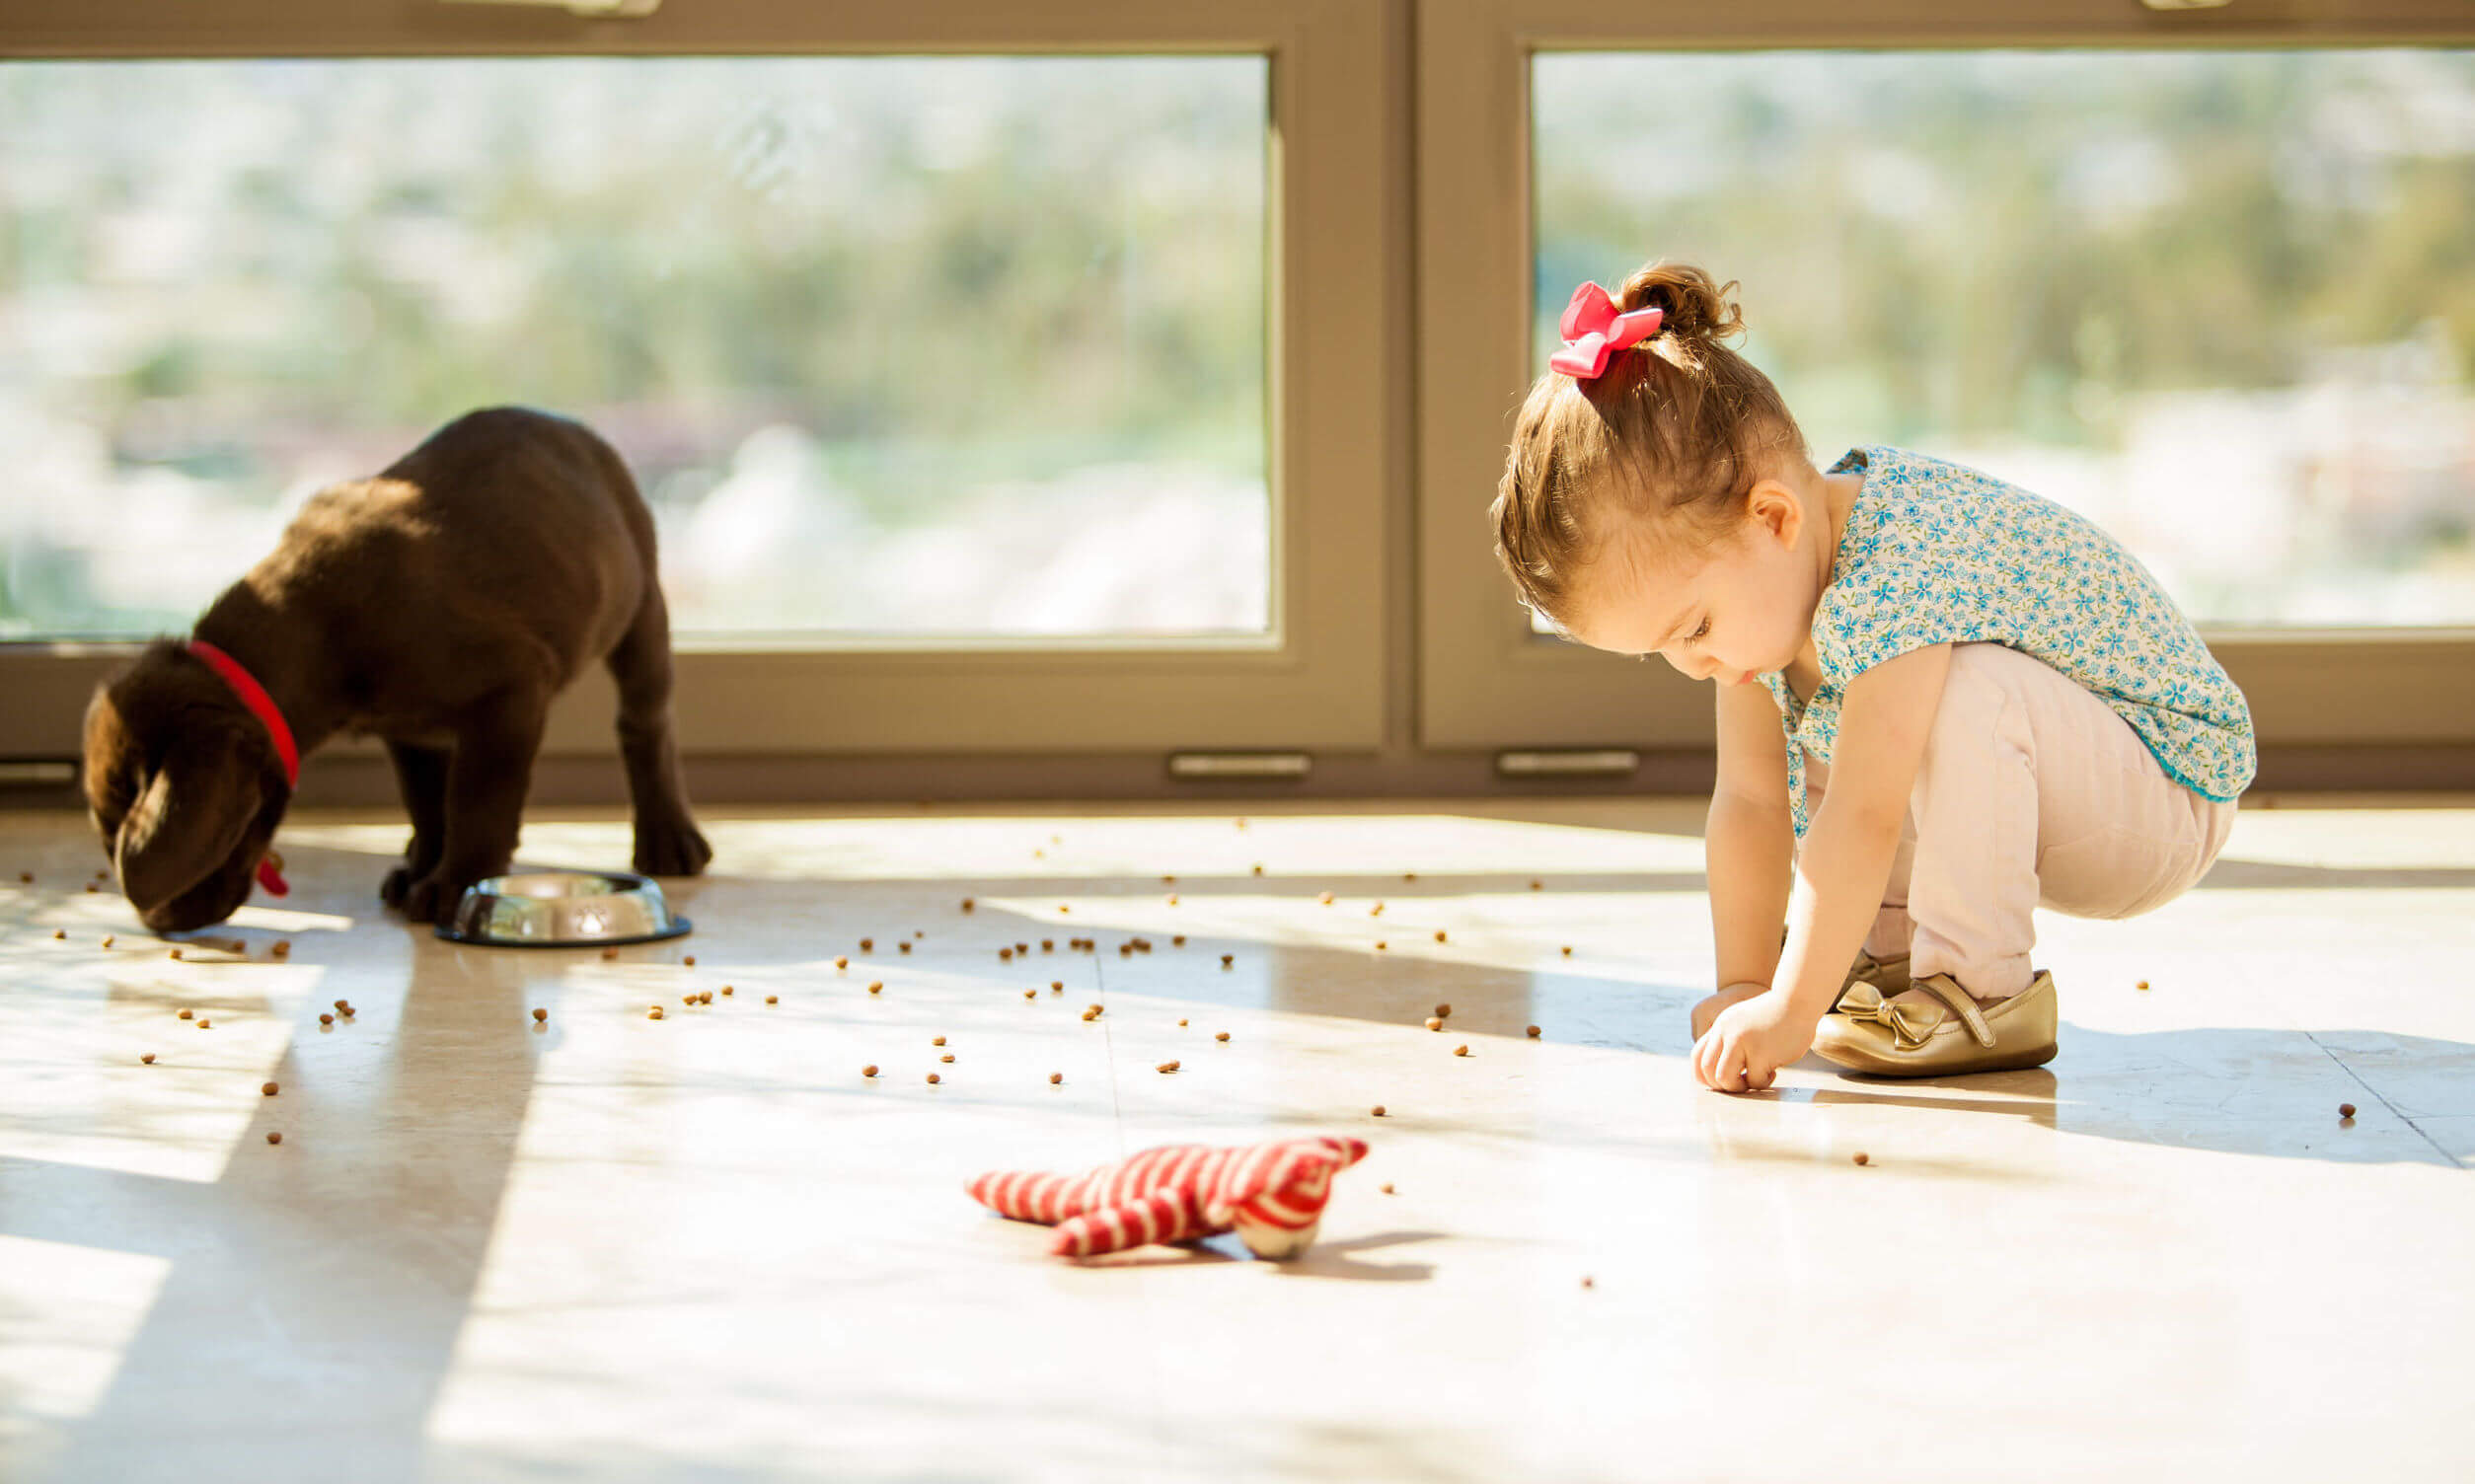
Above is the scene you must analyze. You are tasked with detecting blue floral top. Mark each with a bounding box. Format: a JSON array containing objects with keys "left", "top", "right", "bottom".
[{"left": 1762, "top": 445, "right": 2255, "bottom": 839}]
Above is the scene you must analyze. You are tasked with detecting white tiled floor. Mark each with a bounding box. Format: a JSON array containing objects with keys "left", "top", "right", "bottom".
[{"left": 1, "top": 797, "right": 2469, "bottom": 1483}]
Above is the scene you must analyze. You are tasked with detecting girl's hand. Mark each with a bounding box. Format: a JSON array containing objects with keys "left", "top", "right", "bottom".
[
  {"left": 1689, "top": 981, "right": 1771, "bottom": 1042},
  {"left": 1692, "top": 988, "right": 1817, "bottom": 1093}
]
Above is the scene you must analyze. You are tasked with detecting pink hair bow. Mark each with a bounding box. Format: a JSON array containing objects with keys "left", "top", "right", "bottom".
[{"left": 1549, "top": 281, "right": 1665, "bottom": 379}]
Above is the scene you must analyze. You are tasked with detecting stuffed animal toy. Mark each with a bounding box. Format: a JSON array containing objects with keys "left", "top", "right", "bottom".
[{"left": 967, "top": 1134, "right": 1369, "bottom": 1259}]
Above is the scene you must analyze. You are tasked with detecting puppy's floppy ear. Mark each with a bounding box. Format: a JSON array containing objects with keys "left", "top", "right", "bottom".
[{"left": 113, "top": 732, "right": 262, "bottom": 916}]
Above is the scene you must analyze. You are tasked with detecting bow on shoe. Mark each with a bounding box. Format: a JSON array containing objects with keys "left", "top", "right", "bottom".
[
  {"left": 1834, "top": 979, "right": 1995, "bottom": 1052},
  {"left": 1548, "top": 281, "right": 1665, "bottom": 379}
]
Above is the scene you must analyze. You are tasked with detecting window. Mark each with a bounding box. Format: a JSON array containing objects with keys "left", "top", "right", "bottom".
[
  {"left": 0, "top": 56, "right": 1270, "bottom": 642},
  {"left": 1530, "top": 48, "right": 2475, "bottom": 630}
]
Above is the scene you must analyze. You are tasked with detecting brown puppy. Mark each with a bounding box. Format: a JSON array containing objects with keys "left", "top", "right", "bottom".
[{"left": 83, "top": 407, "right": 712, "bottom": 933}]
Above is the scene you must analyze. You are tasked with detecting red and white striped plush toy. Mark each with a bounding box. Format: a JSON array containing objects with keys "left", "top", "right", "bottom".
[{"left": 968, "top": 1135, "right": 1370, "bottom": 1259}]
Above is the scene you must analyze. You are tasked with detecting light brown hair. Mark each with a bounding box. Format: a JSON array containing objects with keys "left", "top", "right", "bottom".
[{"left": 1490, "top": 261, "right": 1808, "bottom": 631}]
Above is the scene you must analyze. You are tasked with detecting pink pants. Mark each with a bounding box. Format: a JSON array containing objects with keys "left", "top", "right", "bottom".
[{"left": 1801, "top": 642, "right": 2241, "bottom": 1002}]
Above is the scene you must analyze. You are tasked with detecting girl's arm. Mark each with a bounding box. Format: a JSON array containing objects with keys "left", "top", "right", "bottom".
[
  {"left": 1707, "top": 673, "right": 1793, "bottom": 990},
  {"left": 1693, "top": 642, "right": 1953, "bottom": 1092}
]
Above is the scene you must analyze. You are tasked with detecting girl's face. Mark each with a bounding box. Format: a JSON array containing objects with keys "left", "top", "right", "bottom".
[{"left": 1559, "top": 478, "right": 1831, "bottom": 686}]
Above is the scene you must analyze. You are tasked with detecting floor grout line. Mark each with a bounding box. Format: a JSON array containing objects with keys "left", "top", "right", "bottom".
[{"left": 2298, "top": 1028, "right": 2463, "bottom": 1169}]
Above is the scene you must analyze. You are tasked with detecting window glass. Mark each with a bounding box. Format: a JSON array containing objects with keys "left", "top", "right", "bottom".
[
  {"left": 0, "top": 56, "right": 1269, "bottom": 641},
  {"left": 1533, "top": 49, "right": 2475, "bottom": 628}
]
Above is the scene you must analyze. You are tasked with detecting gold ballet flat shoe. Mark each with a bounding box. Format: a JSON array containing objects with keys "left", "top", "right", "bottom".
[
  {"left": 1837, "top": 948, "right": 1911, "bottom": 1003},
  {"left": 1812, "top": 970, "right": 2058, "bottom": 1076}
]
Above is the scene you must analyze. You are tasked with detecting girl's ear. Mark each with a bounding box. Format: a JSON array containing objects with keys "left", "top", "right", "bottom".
[{"left": 1742, "top": 478, "right": 1801, "bottom": 547}]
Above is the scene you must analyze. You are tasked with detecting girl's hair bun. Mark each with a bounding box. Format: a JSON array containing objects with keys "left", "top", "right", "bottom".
[{"left": 1616, "top": 261, "right": 1746, "bottom": 345}]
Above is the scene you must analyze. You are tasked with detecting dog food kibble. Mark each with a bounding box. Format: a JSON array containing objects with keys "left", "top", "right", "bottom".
[
  {"left": 1050, "top": 981, "right": 1064, "bottom": 992},
  {"left": 939, "top": 1054, "right": 955, "bottom": 1064},
  {"left": 1221, "top": 954, "right": 1235, "bottom": 968},
  {"left": 1166, "top": 895, "right": 1179, "bottom": 906},
  {"left": 1157, "top": 1061, "right": 1179, "bottom": 1074},
  {"left": 1050, "top": 1072, "right": 1063, "bottom": 1084},
  {"left": 859, "top": 938, "right": 872, "bottom": 952},
  {"left": 1454, "top": 1044, "right": 1470, "bottom": 1057},
  {"left": 1172, "top": 935, "right": 1186, "bottom": 947},
  {"left": 1177, "top": 1018, "right": 1188, "bottom": 1027},
  {"left": 926, "top": 1073, "right": 940, "bottom": 1084},
  {"left": 836, "top": 956, "right": 849, "bottom": 970},
  {"left": 2340, "top": 1103, "right": 2357, "bottom": 1119},
  {"left": 178, "top": 1008, "right": 193, "bottom": 1020},
  {"left": 765, "top": 995, "right": 778, "bottom": 1004},
  {"left": 933, "top": 1036, "right": 946, "bottom": 1046},
  {"left": 1372, "top": 1105, "right": 1387, "bottom": 1117},
  {"left": 1404, "top": 871, "right": 1417, "bottom": 882},
  {"left": 720, "top": 986, "right": 733, "bottom": 997},
  {"left": 683, "top": 955, "right": 696, "bottom": 967},
  {"left": 266, "top": 1132, "right": 282, "bottom": 1146},
  {"left": 868, "top": 982, "right": 883, "bottom": 995},
  {"left": 1082, "top": 1007, "right": 1101, "bottom": 1021},
  {"left": 1530, "top": 879, "right": 1542, "bottom": 891},
  {"left": 16, "top": 872, "right": 27, "bottom": 883},
  {"left": 863, "top": 1065, "right": 878, "bottom": 1077},
  {"left": 1023, "top": 990, "right": 1036, "bottom": 1000},
  {"left": 698, "top": 992, "right": 712, "bottom": 1005},
  {"left": 648, "top": 1006, "right": 664, "bottom": 1020},
  {"left": 1376, "top": 940, "right": 1388, "bottom": 950},
  {"left": 602, "top": 947, "right": 619, "bottom": 961},
  {"left": 1435, "top": 1002, "right": 1452, "bottom": 1017},
  {"left": 1041, "top": 939, "right": 1054, "bottom": 952},
  {"left": 169, "top": 948, "right": 183, "bottom": 960},
  {"left": 52, "top": 928, "right": 65, "bottom": 939},
  {"left": 1370, "top": 903, "right": 1385, "bottom": 917},
  {"left": 1215, "top": 1031, "right": 1231, "bottom": 1043},
  {"left": 339, "top": 1005, "right": 353, "bottom": 1018},
  {"left": 1000, "top": 948, "right": 1014, "bottom": 961},
  {"left": 85, "top": 883, "right": 97, "bottom": 893},
  {"left": 2137, "top": 980, "right": 2150, "bottom": 991},
  {"left": 1317, "top": 891, "right": 1335, "bottom": 906},
  {"left": 320, "top": 1013, "right": 334, "bottom": 1026},
  {"left": 962, "top": 898, "right": 975, "bottom": 911},
  {"left": 102, "top": 935, "right": 114, "bottom": 948},
  {"left": 533, "top": 1007, "right": 549, "bottom": 1022},
  {"left": 1251, "top": 863, "right": 1264, "bottom": 876},
  {"left": 1527, "top": 1024, "right": 1541, "bottom": 1038},
  {"left": 1561, "top": 945, "right": 1573, "bottom": 956},
  {"left": 1581, "top": 1276, "right": 1594, "bottom": 1290},
  {"left": 262, "top": 1081, "right": 278, "bottom": 1096},
  {"left": 899, "top": 942, "right": 911, "bottom": 953},
  {"left": 682, "top": 994, "right": 696, "bottom": 1006},
  {"left": 1425, "top": 1017, "right": 1443, "bottom": 1032},
  {"left": 335, "top": 1000, "right": 348, "bottom": 1011},
  {"left": 1434, "top": 930, "right": 1447, "bottom": 943},
  {"left": 1119, "top": 944, "right": 1132, "bottom": 957},
  {"left": 1853, "top": 1152, "right": 1870, "bottom": 1166},
  {"left": 196, "top": 1019, "right": 209, "bottom": 1028},
  {"left": 1381, "top": 1182, "right": 1395, "bottom": 1194},
  {"left": 141, "top": 1053, "right": 156, "bottom": 1065}
]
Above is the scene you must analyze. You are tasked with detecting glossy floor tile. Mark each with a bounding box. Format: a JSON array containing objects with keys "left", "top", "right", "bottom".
[{"left": 2, "top": 796, "right": 2470, "bottom": 1483}]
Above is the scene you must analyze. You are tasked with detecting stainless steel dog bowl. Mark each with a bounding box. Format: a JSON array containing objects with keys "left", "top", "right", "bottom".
[{"left": 436, "top": 869, "right": 692, "bottom": 948}]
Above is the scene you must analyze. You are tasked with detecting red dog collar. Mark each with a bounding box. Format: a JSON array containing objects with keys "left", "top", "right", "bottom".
[{"left": 186, "top": 639, "right": 296, "bottom": 897}]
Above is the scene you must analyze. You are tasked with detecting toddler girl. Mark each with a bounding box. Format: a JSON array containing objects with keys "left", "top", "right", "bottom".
[{"left": 1491, "top": 262, "right": 2253, "bottom": 1091}]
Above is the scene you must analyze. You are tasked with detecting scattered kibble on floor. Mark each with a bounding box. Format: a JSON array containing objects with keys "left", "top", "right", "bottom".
[
  {"left": 868, "top": 982, "right": 884, "bottom": 995},
  {"left": 1853, "top": 1152, "right": 1870, "bottom": 1166},
  {"left": 140, "top": 1053, "right": 155, "bottom": 1065},
  {"left": 1157, "top": 1061, "right": 1179, "bottom": 1074},
  {"left": 534, "top": 1007, "right": 549, "bottom": 1022},
  {"left": 272, "top": 941, "right": 289, "bottom": 957},
  {"left": 602, "top": 947, "right": 619, "bottom": 961},
  {"left": 1000, "top": 948, "right": 1014, "bottom": 961},
  {"left": 1177, "top": 1018, "right": 1188, "bottom": 1027},
  {"left": 1581, "top": 1276, "right": 1594, "bottom": 1290},
  {"left": 1215, "top": 1031, "right": 1231, "bottom": 1043},
  {"left": 1527, "top": 1024, "right": 1541, "bottom": 1038},
  {"left": 2137, "top": 980, "right": 2150, "bottom": 990},
  {"left": 1381, "top": 1182, "right": 1395, "bottom": 1194},
  {"left": 1561, "top": 946, "right": 1572, "bottom": 956},
  {"left": 648, "top": 1006, "right": 664, "bottom": 1019},
  {"left": 683, "top": 955, "right": 696, "bottom": 967},
  {"left": 262, "top": 1081, "right": 278, "bottom": 1096},
  {"left": 940, "top": 1054, "right": 955, "bottom": 1064},
  {"left": 2340, "top": 1103, "right": 2357, "bottom": 1119},
  {"left": 836, "top": 956, "right": 849, "bottom": 970},
  {"left": 1530, "top": 880, "right": 1541, "bottom": 891},
  {"left": 195, "top": 1019, "right": 209, "bottom": 1029},
  {"left": 320, "top": 1013, "right": 334, "bottom": 1026},
  {"left": 1372, "top": 1105, "right": 1387, "bottom": 1117},
  {"left": 1434, "top": 930, "right": 1447, "bottom": 943},
  {"left": 962, "top": 898, "right": 975, "bottom": 911},
  {"left": 1435, "top": 1003, "right": 1451, "bottom": 1017},
  {"left": 52, "top": 928, "right": 64, "bottom": 939},
  {"left": 933, "top": 1036, "right": 946, "bottom": 1046},
  {"left": 1251, "top": 864, "right": 1263, "bottom": 876},
  {"left": 927, "top": 1073, "right": 941, "bottom": 1084},
  {"left": 1317, "top": 891, "right": 1334, "bottom": 906},
  {"left": 860, "top": 938, "right": 873, "bottom": 952},
  {"left": 697, "top": 992, "right": 712, "bottom": 1005},
  {"left": 335, "top": 1001, "right": 348, "bottom": 1011},
  {"left": 899, "top": 942, "right": 911, "bottom": 953},
  {"left": 863, "top": 1065, "right": 878, "bottom": 1077},
  {"left": 266, "top": 1132, "right": 281, "bottom": 1145},
  {"left": 1376, "top": 940, "right": 1387, "bottom": 950},
  {"left": 1425, "top": 1017, "right": 1443, "bottom": 1032},
  {"left": 1050, "top": 1073, "right": 1063, "bottom": 1084},
  {"left": 1172, "top": 935, "right": 1186, "bottom": 947},
  {"left": 1454, "top": 1044, "right": 1470, "bottom": 1057},
  {"left": 1221, "top": 954, "right": 1234, "bottom": 968},
  {"left": 169, "top": 948, "right": 183, "bottom": 960},
  {"left": 720, "top": 986, "right": 733, "bottom": 997},
  {"left": 765, "top": 995, "right": 778, "bottom": 1004},
  {"left": 102, "top": 935, "right": 114, "bottom": 948},
  {"left": 682, "top": 994, "right": 696, "bottom": 1006},
  {"left": 178, "top": 1008, "right": 192, "bottom": 1020}
]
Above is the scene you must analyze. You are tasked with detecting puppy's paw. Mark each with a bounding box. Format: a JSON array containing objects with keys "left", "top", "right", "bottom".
[
  {"left": 404, "top": 870, "right": 478, "bottom": 928},
  {"left": 634, "top": 818, "right": 714, "bottom": 878}
]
